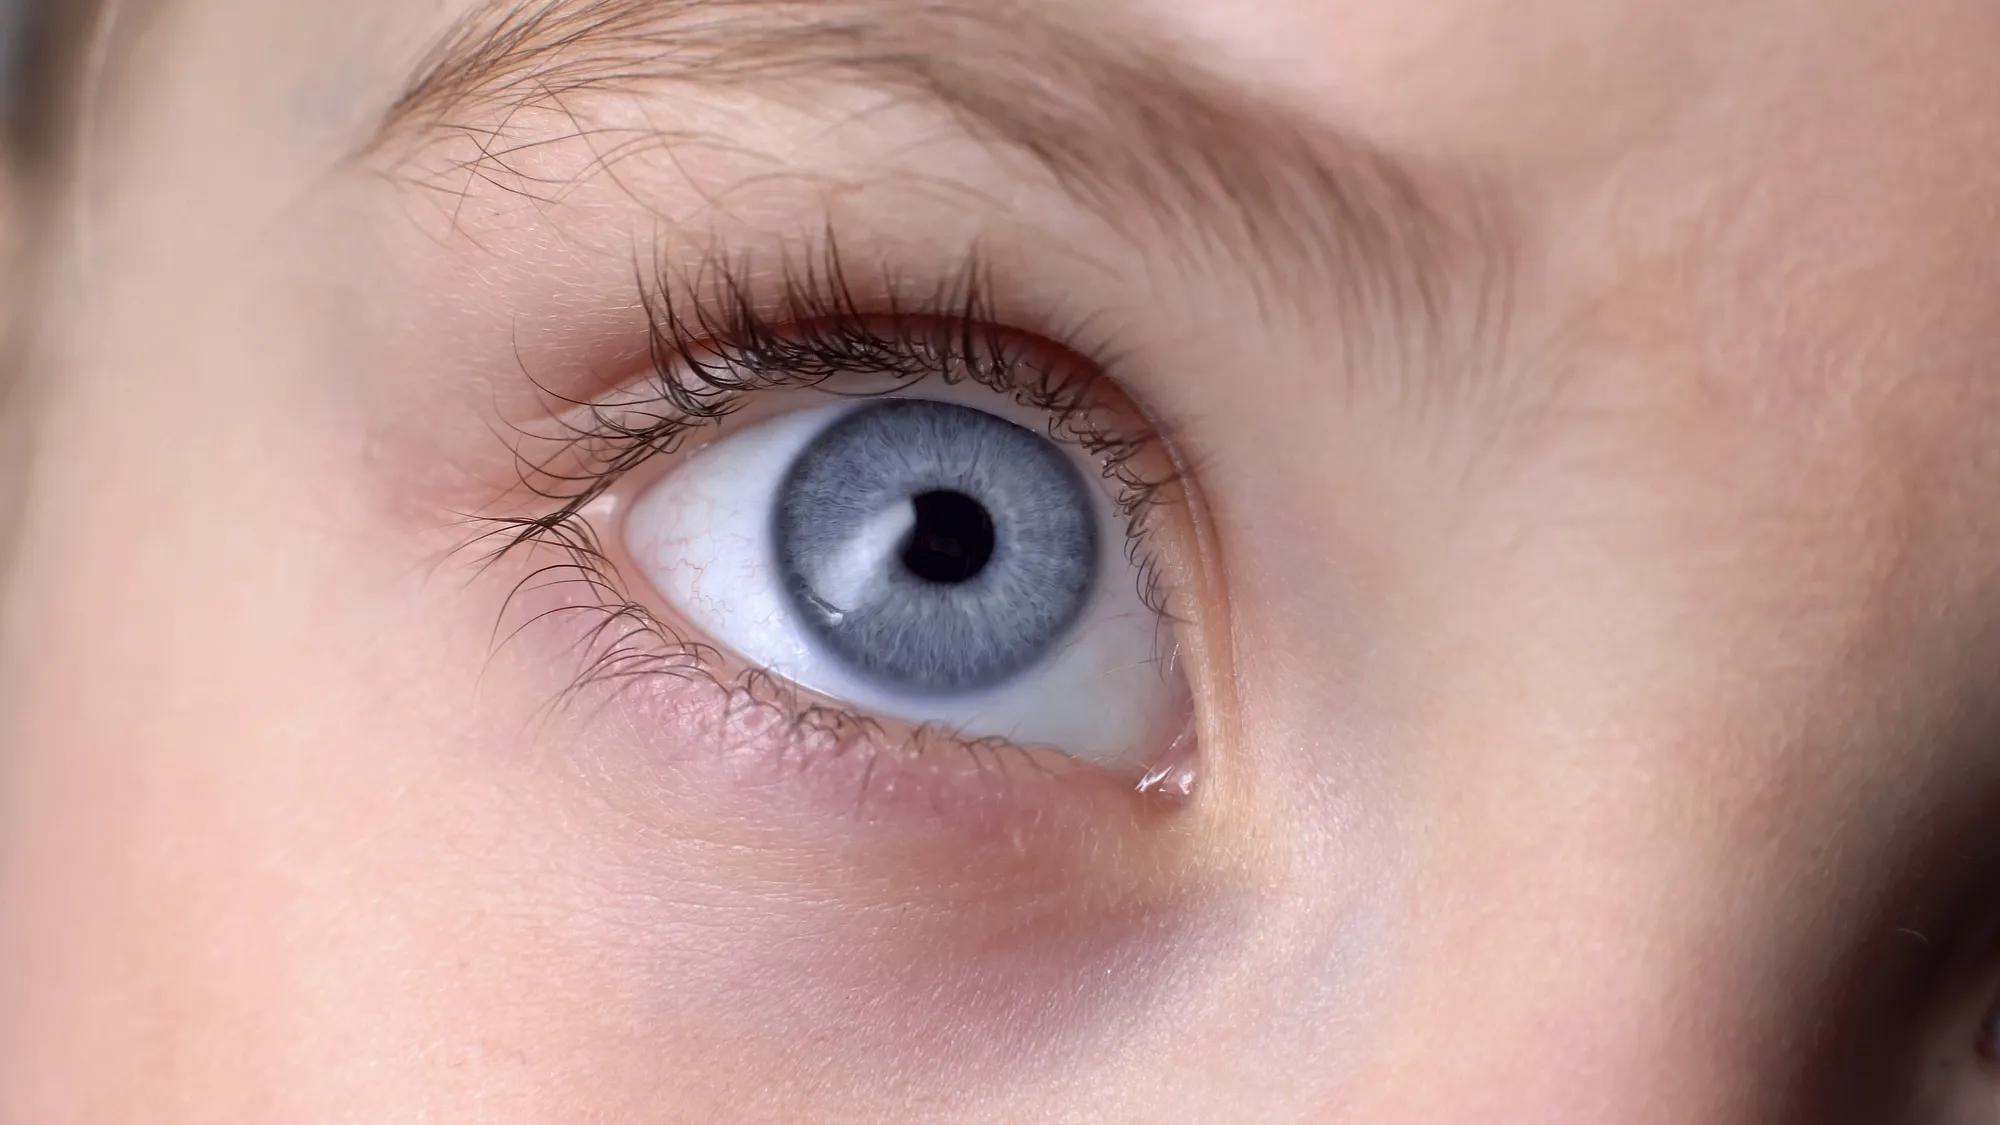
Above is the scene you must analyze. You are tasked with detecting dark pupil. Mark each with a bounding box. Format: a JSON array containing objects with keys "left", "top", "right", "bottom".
[{"left": 900, "top": 490, "right": 996, "bottom": 584}]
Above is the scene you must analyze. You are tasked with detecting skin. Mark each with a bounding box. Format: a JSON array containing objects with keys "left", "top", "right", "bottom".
[{"left": 4, "top": 0, "right": 2000, "bottom": 1120}]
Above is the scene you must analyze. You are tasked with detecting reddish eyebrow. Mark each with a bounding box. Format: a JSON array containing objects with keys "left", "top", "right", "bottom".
[{"left": 374, "top": 0, "right": 1495, "bottom": 330}]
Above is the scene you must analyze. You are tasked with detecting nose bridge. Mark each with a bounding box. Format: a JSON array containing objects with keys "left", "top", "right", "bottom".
[
  {"left": 1340, "top": 478, "right": 1954, "bottom": 1119},
  {"left": 1346, "top": 704, "right": 1901, "bottom": 1125},
  {"left": 1359, "top": 840, "right": 1838, "bottom": 1123}
]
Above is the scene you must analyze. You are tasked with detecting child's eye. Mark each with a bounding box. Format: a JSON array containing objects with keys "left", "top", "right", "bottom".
[{"left": 616, "top": 383, "right": 1190, "bottom": 770}]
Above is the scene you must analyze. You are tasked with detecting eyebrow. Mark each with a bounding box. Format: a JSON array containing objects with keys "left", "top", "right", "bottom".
[{"left": 376, "top": 0, "right": 1492, "bottom": 326}]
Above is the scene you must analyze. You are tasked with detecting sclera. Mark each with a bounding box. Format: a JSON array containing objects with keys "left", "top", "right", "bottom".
[{"left": 617, "top": 383, "right": 1190, "bottom": 770}]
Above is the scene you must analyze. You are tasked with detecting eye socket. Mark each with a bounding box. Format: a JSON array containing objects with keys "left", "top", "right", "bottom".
[{"left": 617, "top": 383, "right": 1190, "bottom": 769}]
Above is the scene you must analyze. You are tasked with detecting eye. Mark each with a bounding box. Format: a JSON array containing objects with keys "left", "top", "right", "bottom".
[
  {"left": 617, "top": 383, "right": 1188, "bottom": 769},
  {"left": 775, "top": 399, "right": 1097, "bottom": 691}
]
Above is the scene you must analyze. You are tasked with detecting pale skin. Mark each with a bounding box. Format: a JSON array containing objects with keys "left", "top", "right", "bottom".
[{"left": 3, "top": 0, "right": 2000, "bottom": 1121}]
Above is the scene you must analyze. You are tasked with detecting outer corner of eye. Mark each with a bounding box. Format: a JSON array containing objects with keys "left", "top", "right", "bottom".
[{"left": 614, "top": 387, "right": 1203, "bottom": 786}]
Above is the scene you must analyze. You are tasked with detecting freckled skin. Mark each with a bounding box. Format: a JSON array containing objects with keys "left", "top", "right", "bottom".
[{"left": 4, "top": 1, "right": 2000, "bottom": 1122}]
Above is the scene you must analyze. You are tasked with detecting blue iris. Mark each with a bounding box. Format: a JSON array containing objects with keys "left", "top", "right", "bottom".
[{"left": 772, "top": 399, "right": 1099, "bottom": 693}]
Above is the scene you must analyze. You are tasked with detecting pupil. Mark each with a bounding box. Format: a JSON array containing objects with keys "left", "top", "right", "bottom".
[{"left": 900, "top": 490, "right": 996, "bottom": 584}]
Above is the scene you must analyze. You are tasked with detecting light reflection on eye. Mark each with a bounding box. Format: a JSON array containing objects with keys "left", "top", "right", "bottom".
[{"left": 620, "top": 387, "right": 1186, "bottom": 768}]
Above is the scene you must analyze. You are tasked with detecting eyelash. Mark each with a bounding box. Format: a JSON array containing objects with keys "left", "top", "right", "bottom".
[{"left": 464, "top": 238, "right": 1187, "bottom": 744}]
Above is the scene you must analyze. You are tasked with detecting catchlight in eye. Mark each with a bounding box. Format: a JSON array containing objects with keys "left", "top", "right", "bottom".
[
  {"left": 620, "top": 385, "right": 1188, "bottom": 770},
  {"left": 773, "top": 399, "right": 1098, "bottom": 695}
]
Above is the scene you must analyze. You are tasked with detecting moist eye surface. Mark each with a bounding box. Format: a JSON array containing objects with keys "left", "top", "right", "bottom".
[
  {"left": 619, "top": 382, "right": 1189, "bottom": 766},
  {"left": 773, "top": 399, "right": 1099, "bottom": 694}
]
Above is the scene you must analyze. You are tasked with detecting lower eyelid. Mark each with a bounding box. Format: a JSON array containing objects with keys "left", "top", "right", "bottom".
[{"left": 491, "top": 534, "right": 1194, "bottom": 843}]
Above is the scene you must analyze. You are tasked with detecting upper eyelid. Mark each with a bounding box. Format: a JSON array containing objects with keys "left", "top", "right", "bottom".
[
  {"left": 458, "top": 244, "right": 1197, "bottom": 659},
  {"left": 371, "top": 0, "right": 1480, "bottom": 330},
  {"left": 490, "top": 241, "right": 1181, "bottom": 536}
]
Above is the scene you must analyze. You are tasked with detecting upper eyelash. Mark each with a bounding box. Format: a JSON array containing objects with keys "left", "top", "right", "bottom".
[
  {"left": 480, "top": 236, "right": 1185, "bottom": 622},
  {"left": 454, "top": 235, "right": 1193, "bottom": 742}
]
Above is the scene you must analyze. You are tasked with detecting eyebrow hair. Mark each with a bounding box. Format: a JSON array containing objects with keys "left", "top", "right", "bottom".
[{"left": 378, "top": 0, "right": 1498, "bottom": 332}]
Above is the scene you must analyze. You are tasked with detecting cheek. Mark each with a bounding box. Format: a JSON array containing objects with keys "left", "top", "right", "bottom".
[
  {"left": 376, "top": 576, "right": 1242, "bottom": 1114},
  {"left": 432, "top": 712, "right": 1234, "bottom": 1113}
]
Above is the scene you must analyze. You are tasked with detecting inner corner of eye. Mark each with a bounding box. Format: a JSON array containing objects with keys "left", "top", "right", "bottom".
[{"left": 612, "top": 390, "right": 1191, "bottom": 772}]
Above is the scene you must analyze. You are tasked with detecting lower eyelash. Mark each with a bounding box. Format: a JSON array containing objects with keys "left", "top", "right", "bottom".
[
  {"left": 458, "top": 238, "right": 1189, "bottom": 768},
  {"left": 466, "top": 477, "right": 1162, "bottom": 816}
]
